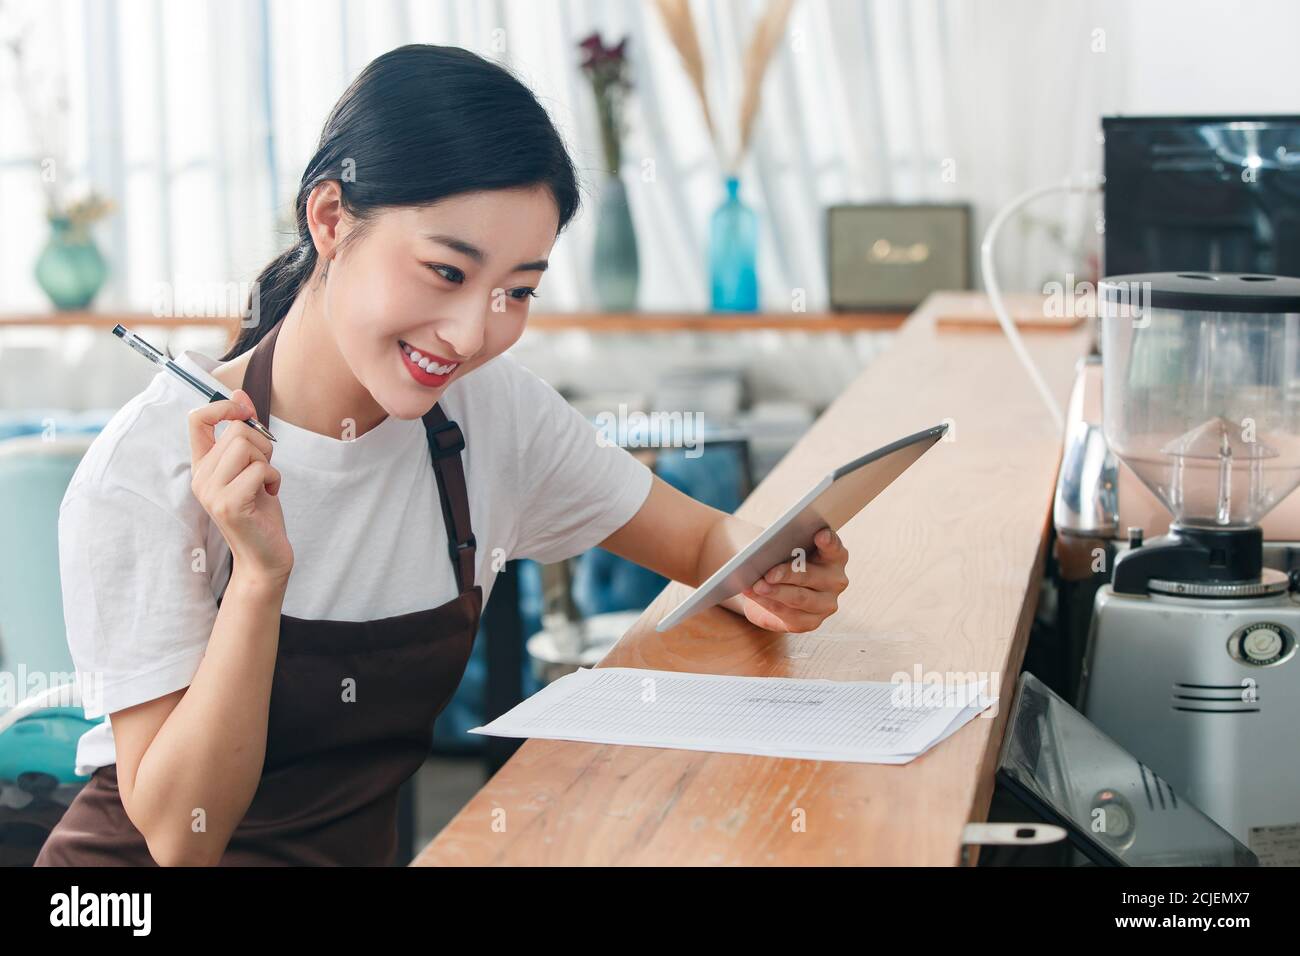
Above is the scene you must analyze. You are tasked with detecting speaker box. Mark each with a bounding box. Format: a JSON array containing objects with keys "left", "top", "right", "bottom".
[{"left": 827, "top": 203, "right": 971, "bottom": 310}]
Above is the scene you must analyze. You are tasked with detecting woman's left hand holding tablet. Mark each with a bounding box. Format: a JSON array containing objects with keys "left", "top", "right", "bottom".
[{"left": 740, "top": 528, "right": 850, "bottom": 634}]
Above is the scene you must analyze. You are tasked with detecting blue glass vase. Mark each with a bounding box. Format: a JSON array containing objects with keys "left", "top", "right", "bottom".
[
  {"left": 709, "top": 175, "right": 759, "bottom": 312},
  {"left": 34, "top": 216, "right": 109, "bottom": 311}
]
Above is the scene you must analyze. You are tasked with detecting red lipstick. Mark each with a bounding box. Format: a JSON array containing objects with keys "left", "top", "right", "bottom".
[{"left": 399, "top": 340, "right": 461, "bottom": 388}]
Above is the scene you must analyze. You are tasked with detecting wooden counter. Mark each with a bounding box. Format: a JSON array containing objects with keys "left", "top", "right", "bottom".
[{"left": 413, "top": 291, "right": 1091, "bottom": 866}]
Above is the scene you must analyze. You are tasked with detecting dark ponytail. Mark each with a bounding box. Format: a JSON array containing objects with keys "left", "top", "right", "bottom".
[{"left": 223, "top": 44, "right": 581, "bottom": 360}]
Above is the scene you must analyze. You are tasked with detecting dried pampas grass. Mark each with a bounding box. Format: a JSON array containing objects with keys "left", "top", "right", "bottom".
[
  {"left": 653, "top": 0, "right": 797, "bottom": 174},
  {"left": 651, "top": 0, "right": 718, "bottom": 148},
  {"left": 735, "top": 0, "right": 795, "bottom": 171}
]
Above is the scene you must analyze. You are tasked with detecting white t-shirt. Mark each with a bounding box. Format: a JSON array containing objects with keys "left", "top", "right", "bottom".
[{"left": 61, "top": 348, "right": 653, "bottom": 775}]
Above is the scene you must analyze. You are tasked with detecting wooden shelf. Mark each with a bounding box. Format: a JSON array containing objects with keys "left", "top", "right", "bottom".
[
  {"left": 526, "top": 311, "right": 907, "bottom": 333},
  {"left": 0, "top": 310, "right": 908, "bottom": 334},
  {"left": 0, "top": 312, "right": 237, "bottom": 328}
]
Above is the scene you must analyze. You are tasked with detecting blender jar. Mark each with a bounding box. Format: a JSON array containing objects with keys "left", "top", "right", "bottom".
[{"left": 1100, "top": 272, "right": 1300, "bottom": 530}]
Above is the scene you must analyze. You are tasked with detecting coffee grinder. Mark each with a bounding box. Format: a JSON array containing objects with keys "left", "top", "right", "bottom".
[{"left": 1080, "top": 272, "right": 1300, "bottom": 846}]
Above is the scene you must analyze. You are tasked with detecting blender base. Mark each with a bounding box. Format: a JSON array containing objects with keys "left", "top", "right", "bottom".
[{"left": 1081, "top": 583, "right": 1300, "bottom": 847}]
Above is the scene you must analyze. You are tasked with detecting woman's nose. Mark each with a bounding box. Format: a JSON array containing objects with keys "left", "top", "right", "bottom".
[{"left": 435, "top": 297, "right": 490, "bottom": 359}]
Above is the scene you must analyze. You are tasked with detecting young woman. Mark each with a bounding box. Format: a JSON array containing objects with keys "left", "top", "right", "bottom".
[{"left": 36, "top": 44, "right": 849, "bottom": 867}]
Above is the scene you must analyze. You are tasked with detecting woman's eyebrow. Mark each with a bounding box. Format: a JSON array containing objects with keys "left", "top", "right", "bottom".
[{"left": 424, "top": 233, "right": 548, "bottom": 273}]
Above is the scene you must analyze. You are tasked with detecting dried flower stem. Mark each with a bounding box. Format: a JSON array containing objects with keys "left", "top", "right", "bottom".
[{"left": 653, "top": 0, "right": 797, "bottom": 175}]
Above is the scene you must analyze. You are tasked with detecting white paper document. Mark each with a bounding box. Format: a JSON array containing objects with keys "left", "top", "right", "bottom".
[{"left": 471, "top": 667, "right": 996, "bottom": 764}]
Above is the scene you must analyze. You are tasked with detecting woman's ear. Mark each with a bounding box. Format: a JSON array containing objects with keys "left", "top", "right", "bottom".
[{"left": 305, "top": 180, "right": 346, "bottom": 261}]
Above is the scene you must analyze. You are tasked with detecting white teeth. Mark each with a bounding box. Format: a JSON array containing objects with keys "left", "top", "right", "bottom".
[{"left": 400, "top": 343, "right": 457, "bottom": 376}]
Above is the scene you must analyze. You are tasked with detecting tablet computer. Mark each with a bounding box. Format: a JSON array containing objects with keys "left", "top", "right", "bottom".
[
  {"left": 997, "top": 672, "right": 1257, "bottom": 866},
  {"left": 655, "top": 423, "right": 948, "bottom": 632}
]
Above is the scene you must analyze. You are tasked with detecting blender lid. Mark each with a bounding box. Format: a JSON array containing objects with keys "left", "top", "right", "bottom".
[{"left": 1099, "top": 272, "right": 1300, "bottom": 313}]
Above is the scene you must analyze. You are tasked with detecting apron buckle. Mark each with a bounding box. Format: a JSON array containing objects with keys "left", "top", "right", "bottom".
[{"left": 428, "top": 419, "right": 466, "bottom": 457}]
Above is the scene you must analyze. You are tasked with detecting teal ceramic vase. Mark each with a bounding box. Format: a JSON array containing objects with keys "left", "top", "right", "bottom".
[
  {"left": 34, "top": 216, "right": 109, "bottom": 311},
  {"left": 592, "top": 175, "right": 639, "bottom": 311}
]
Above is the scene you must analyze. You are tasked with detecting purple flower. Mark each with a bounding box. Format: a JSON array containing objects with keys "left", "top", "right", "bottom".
[
  {"left": 577, "top": 32, "right": 633, "bottom": 173},
  {"left": 578, "top": 31, "right": 629, "bottom": 73}
]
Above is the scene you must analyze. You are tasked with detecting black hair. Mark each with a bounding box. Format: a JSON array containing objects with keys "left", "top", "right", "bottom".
[{"left": 222, "top": 44, "right": 581, "bottom": 360}]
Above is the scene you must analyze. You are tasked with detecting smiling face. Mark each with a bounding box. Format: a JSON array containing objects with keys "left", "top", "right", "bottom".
[{"left": 320, "top": 185, "right": 560, "bottom": 419}]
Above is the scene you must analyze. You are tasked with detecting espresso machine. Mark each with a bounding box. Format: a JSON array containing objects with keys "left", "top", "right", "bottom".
[{"left": 1074, "top": 272, "right": 1300, "bottom": 848}]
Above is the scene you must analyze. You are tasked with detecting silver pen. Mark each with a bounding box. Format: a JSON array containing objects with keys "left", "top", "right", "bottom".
[{"left": 112, "top": 324, "right": 276, "bottom": 442}]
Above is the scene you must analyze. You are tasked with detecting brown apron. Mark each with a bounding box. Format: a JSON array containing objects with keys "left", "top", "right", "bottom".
[{"left": 35, "top": 318, "right": 483, "bottom": 866}]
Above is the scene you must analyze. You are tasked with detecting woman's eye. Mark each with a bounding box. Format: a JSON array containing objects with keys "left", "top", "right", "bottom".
[
  {"left": 427, "top": 264, "right": 465, "bottom": 284},
  {"left": 508, "top": 287, "right": 538, "bottom": 301}
]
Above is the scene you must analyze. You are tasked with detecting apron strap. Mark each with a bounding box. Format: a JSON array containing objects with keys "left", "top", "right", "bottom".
[
  {"left": 422, "top": 404, "right": 477, "bottom": 593},
  {"left": 218, "top": 321, "right": 281, "bottom": 602},
  {"left": 218, "top": 319, "right": 477, "bottom": 600},
  {"left": 242, "top": 317, "right": 280, "bottom": 427}
]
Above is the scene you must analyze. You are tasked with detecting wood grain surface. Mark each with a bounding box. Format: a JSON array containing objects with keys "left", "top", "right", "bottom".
[{"left": 413, "top": 292, "right": 1090, "bottom": 866}]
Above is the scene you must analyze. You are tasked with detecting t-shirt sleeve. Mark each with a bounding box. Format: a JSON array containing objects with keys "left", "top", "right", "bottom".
[
  {"left": 59, "top": 480, "right": 216, "bottom": 719},
  {"left": 508, "top": 361, "right": 653, "bottom": 565}
]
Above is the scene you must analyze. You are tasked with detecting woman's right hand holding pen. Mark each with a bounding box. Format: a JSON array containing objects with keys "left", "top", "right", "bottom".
[
  {"left": 113, "top": 388, "right": 294, "bottom": 865},
  {"left": 188, "top": 388, "right": 294, "bottom": 585}
]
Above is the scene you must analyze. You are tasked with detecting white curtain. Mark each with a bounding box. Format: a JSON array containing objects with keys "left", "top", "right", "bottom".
[
  {"left": 0, "top": 0, "right": 1140, "bottom": 318},
  {"left": 11, "top": 0, "right": 1300, "bottom": 318}
]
